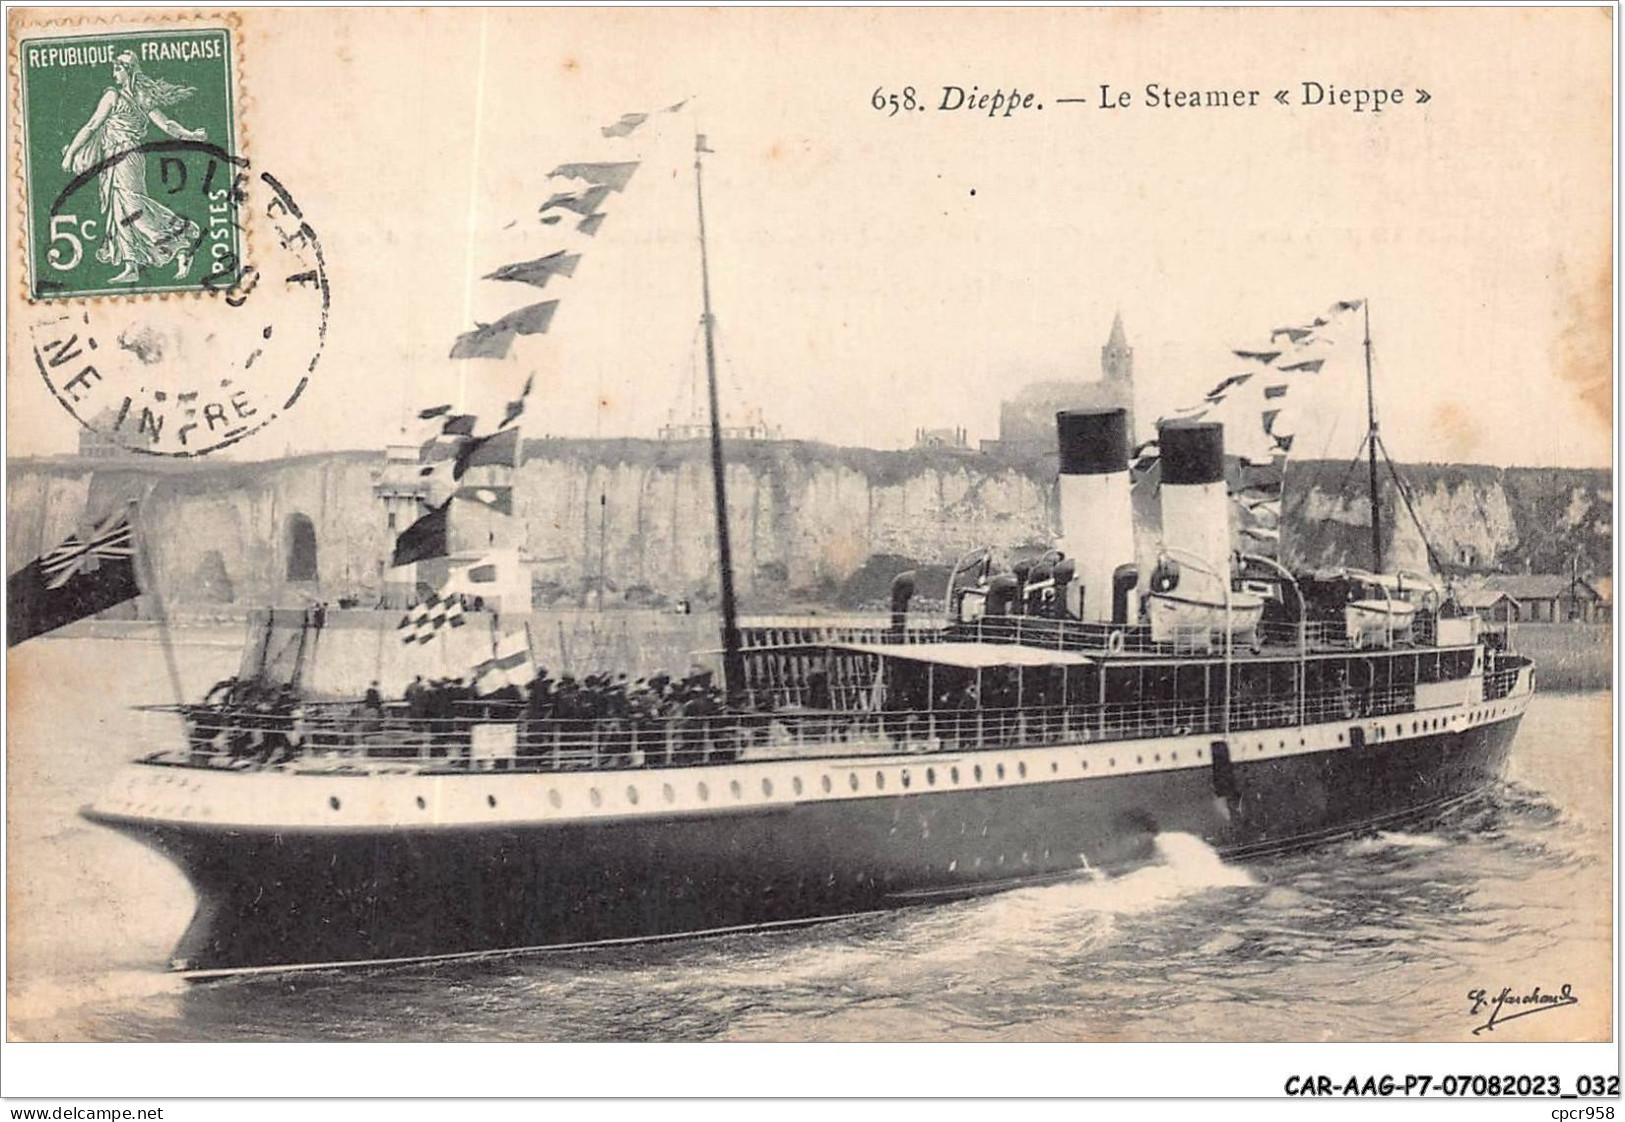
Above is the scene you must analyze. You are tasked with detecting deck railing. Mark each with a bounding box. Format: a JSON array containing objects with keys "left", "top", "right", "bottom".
[
  {"left": 740, "top": 613, "right": 1483, "bottom": 658},
  {"left": 148, "top": 670, "right": 1522, "bottom": 776}
]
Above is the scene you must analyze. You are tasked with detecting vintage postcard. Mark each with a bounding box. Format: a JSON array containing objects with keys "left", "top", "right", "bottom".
[{"left": 3, "top": 4, "right": 1615, "bottom": 1104}]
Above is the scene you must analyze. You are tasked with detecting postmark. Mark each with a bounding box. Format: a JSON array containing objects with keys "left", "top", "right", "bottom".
[
  {"left": 17, "top": 23, "right": 240, "bottom": 300},
  {"left": 28, "top": 145, "right": 330, "bottom": 457}
]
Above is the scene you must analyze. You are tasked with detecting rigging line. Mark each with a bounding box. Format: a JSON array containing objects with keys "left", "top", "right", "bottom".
[
  {"left": 455, "top": 11, "right": 492, "bottom": 416},
  {"left": 1376, "top": 433, "right": 1446, "bottom": 575}
]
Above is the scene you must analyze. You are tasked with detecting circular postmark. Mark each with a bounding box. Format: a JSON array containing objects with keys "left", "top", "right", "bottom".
[{"left": 29, "top": 141, "right": 328, "bottom": 457}]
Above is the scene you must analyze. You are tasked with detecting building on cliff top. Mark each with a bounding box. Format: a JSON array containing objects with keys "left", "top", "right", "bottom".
[
  {"left": 981, "top": 313, "right": 1136, "bottom": 463},
  {"left": 77, "top": 407, "right": 158, "bottom": 458}
]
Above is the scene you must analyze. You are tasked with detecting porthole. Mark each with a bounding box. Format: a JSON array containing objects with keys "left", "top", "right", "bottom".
[
  {"left": 849, "top": 773, "right": 860, "bottom": 791},
  {"left": 1136, "top": 756, "right": 1143, "bottom": 765},
  {"left": 1277, "top": 741, "right": 1284, "bottom": 750},
  {"left": 875, "top": 771, "right": 886, "bottom": 790},
  {"left": 1081, "top": 759, "right": 1089, "bottom": 769},
  {"left": 548, "top": 789, "right": 562, "bottom": 809},
  {"left": 926, "top": 768, "right": 936, "bottom": 786},
  {"left": 1412, "top": 722, "right": 1418, "bottom": 734},
  {"left": 1394, "top": 724, "right": 1402, "bottom": 737},
  {"left": 1051, "top": 761, "right": 1059, "bottom": 773},
  {"left": 416, "top": 796, "right": 427, "bottom": 809},
  {"left": 626, "top": 785, "right": 640, "bottom": 805},
  {"left": 1196, "top": 749, "right": 1204, "bottom": 759},
  {"left": 900, "top": 770, "right": 911, "bottom": 789},
  {"left": 1171, "top": 752, "right": 1178, "bottom": 762},
  {"left": 697, "top": 782, "right": 710, "bottom": 801},
  {"left": 1017, "top": 762, "right": 1027, "bottom": 778},
  {"left": 948, "top": 860, "right": 958, "bottom": 873},
  {"left": 487, "top": 794, "right": 497, "bottom": 808},
  {"left": 729, "top": 780, "right": 742, "bottom": 798},
  {"left": 995, "top": 763, "right": 1005, "bottom": 780},
  {"left": 329, "top": 796, "right": 341, "bottom": 811},
  {"left": 762, "top": 778, "right": 774, "bottom": 797},
  {"left": 822, "top": 775, "right": 833, "bottom": 793},
  {"left": 1337, "top": 734, "right": 1345, "bottom": 744},
  {"left": 973, "top": 765, "right": 983, "bottom": 782},
  {"left": 589, "top": 788, "right": 603, "bottom": 808},
  {"left": 662, "top": 783, "right": 676, "bottom": 803},
  {"left": 1154, "top": 754, "right": 1161, "bottom": 763},
  {"left": 792, "top": 777, "right": 804, "bottom": 795},
  {"left": 1109, "top": 757, "right": 1116, "bottom": 768},
  {"left": 950, "top": 766, "right": 960, "bottom": 784}
]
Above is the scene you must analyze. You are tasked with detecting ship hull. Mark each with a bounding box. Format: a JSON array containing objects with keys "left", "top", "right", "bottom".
[{"left": 85, "top": 708, "right": 1524, "bottom": 976}]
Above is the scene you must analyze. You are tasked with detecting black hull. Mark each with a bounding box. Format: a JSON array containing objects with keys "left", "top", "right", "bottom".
[{"left": 87, "top": 715, "right": 1521, "bottom": 976}]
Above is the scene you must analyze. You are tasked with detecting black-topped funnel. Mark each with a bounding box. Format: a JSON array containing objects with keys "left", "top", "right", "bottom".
[
  {"left": 1057, "top": 408, "right": 1129, "bottom": 476},
  {"left": 1055, "top": 407, "right": 1134, "bottom": 622},
  {"left": 1158, "top": 420, "right": 1225, "bottom": 486}
]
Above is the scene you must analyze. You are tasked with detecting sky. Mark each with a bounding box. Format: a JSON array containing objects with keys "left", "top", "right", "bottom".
[{"left": 6, "top": 7, "right": 1613, "bottom": 468}]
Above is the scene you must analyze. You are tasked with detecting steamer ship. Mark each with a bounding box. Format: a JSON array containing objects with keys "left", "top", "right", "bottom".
[{"left": 82, "top": 133, "right": 1533, "bottom": 979}]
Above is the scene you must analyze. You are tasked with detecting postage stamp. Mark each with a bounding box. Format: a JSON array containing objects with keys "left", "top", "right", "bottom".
[{"left": 16, "top": 22, "right": 241, "bottom": 299}]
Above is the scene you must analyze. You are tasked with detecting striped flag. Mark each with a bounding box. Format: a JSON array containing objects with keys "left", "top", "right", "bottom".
[{"left": 474, "top": 630, "right": 535, "bottom": 694}]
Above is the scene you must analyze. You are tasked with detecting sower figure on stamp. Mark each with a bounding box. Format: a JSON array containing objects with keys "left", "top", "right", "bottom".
[{"left": 59, "top": 52, "right": 207, "bottom": 284}]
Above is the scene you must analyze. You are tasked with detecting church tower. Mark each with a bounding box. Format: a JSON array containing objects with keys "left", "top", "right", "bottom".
[
  {"left": 1100, "top": 312, "right": 1136, "bottom": 440},
  {"left": 1101, "top": 311, "right": 1133, "bottom": 384}
]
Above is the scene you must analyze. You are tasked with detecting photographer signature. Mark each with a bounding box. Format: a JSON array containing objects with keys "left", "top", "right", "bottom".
[{"left": 1468, "top": 984, "right": 1578, "bottom": 1035}]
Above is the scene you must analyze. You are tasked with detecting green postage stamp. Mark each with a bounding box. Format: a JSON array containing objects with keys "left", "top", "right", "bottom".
[{"left": 16, "top": 22, "right": 241, "bottom": 299}]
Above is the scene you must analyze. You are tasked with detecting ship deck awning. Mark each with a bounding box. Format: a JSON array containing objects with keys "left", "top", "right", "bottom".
[{"left": 825, "top": 641, "right": 1095, "bottom": 669}]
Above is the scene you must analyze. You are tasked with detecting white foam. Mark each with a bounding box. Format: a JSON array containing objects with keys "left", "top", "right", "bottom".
[{"left": 1350, "top": 830, "right": 1449, "bottom": 853}]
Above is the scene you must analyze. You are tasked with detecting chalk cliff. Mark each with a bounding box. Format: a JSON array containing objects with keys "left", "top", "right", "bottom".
[{"left": 6, "top": 441, "right": 1609, "bottom": 610}]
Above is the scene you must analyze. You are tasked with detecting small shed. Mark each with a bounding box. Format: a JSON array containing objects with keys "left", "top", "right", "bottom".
[
  {"left": 1456, "top": 588, "right": 1518, "bottom": 624},
  {"left": 1479, "top": 574, "right": 1607, "bottom": 623}
]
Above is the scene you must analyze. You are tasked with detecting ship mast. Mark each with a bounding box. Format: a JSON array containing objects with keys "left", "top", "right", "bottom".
[
  {"left": 1363, "top": 299, "right": 1383, "bottom": 573},
  {"left": 694, "top": 133, "right": 744, "bottom": 699}
]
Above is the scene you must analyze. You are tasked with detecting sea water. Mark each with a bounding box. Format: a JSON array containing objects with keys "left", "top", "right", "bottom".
[{"left": 5, "top": 631, "right": 1612, "bottom": 1042}]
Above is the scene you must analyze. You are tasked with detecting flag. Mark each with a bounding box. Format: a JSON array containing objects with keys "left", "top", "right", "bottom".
[
  {"left": 391, "top": 500, "right": 451, "bottom": 567},
  {"left": 500, "top": 374, "right": 533, "bottom": 429},
  {"left": 474, "top": 630, "right": 534, "bottom": 694},
  {"left": 1263, "top": 384, "right": 1288, "bottom": 399},
  {"left": 601, "top": 112, "right": 648, "bottom": 138},
  {"left": 576, "top": 214, "right": 607, "bottom": 237},
  {"left": 538, "top": 185, "right": 611, "bottom": 223},
  {"left": 485, "top": 252, "right": 580, "bottom": 290},
  {"left": 417, "top": 458, "right": 458, "bottom": 505},
  {"left": 454, "top": 485, "right": 513, "bottom": 516},
  {"left": 1271, "top": 326, "right": 1314, "bottom": 344},
  {"left": 420, "top": 433, "right": 467, "bottom": 463},
  {"left": 1278, "top": 358, "right": 1325, "bottom": 373},
  {"left": 454, "top": 426, "right": 520, "bottom": 479},
  {"left": 549, "top": 162, "right": 639, "bottom": 193},
  {"left": 665, "top": 99, "right": 688, "bottom": 113},
  {"left": 398, "top": 592, "right": 468, "bottom": 645},
  {"left": 7, "top": 508, "right": 140, "bottom": 647},
  {"left": 450, "top": 301, "right": 559, "bottom": 361},
  {"left": 1233, "top": 348, "right": 1281, "bottom": 363},
  {"left": 418, "top": 403, "right": 453, "bottom": 420},
  {"left": 443, "top": 413, "right": 478, "bottom": 437},
  {"left": 1204, "top": 372, "right": 1253, "bottom": 401}
]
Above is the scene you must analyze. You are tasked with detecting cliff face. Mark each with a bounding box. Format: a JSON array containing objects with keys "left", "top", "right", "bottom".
[
  {"left": 1282, "top": 461, "right": 1612, "bottom": 577},
  {"left": 5, "top": 444, "right": 1609, "bottom": 610}
]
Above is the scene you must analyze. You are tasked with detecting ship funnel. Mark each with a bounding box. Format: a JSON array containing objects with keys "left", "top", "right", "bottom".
[
  {"left": 1056, "top": 408, "right": 1134, "bottom": 622},
  {"left": 1157, "top": 420, "right": 1231, "bottom": 599}
]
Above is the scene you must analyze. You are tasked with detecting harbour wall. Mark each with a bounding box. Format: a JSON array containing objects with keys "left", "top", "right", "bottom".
[{"left": 6, "top": 441, "right": 1611, "bottom": 612}]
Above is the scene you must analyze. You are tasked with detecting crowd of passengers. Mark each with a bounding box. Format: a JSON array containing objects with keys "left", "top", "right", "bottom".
[{"left": 184, "top": 669, "right": 731, "bottom": 767}]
